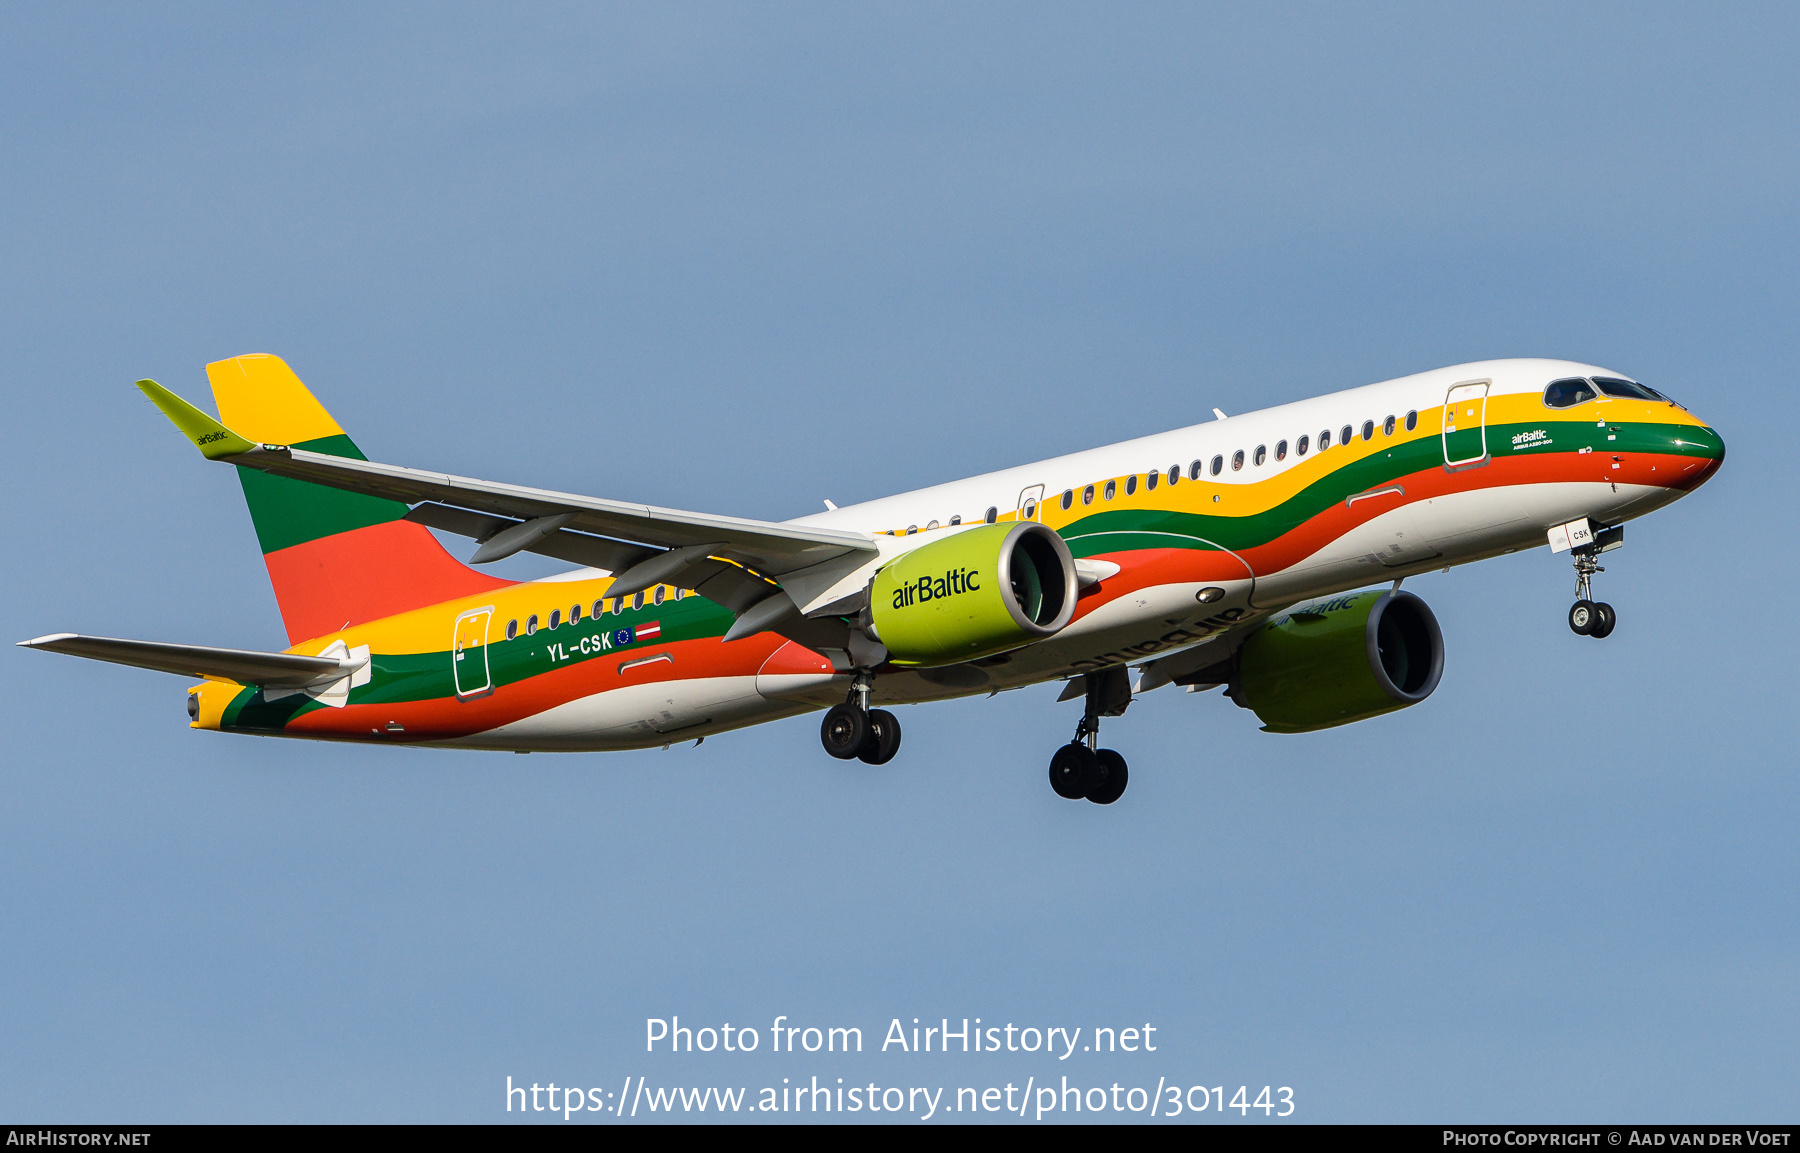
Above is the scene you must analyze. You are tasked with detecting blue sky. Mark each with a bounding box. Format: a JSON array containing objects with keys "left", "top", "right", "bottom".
[{"left": 2, "top": 2, "right": 1796, "bottom": 1123}]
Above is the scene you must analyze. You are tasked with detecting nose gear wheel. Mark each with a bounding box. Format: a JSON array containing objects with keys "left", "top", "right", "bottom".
[{"left": 1567, "top": 546, "right": 1619, "bottom": 639}]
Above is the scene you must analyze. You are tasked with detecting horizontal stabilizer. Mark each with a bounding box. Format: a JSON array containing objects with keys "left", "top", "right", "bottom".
[{"left": 18, "top": 633, "right": 358, "bottom": 686}]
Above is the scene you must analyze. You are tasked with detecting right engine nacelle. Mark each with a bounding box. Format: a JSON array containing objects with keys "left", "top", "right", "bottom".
[
  {"left": 1235, "top": 589, "right": 1444, "bottom": 733},
  {"left": 868, "top": 521, "right": 1078, "bottom": 668}
]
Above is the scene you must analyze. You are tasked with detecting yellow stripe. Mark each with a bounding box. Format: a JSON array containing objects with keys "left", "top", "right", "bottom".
[{"left": 288, "top": 576, "right": 670, "bottom": 656}]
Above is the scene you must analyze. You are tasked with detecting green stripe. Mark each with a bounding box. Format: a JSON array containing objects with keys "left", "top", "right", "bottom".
[
  {"left": 223, "top": 591, "right": 739, "bottom": 730},
  {"left": 236, "top": 433, "right": 410, "bottom": 555},
  {"left": 1060, "top": 419, "right": 1712, "bottom": 556}
]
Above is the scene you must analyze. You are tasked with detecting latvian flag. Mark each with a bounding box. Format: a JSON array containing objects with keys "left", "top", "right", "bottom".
[{"left": 635, "top": 620, "right": 662, "bottom": 642}]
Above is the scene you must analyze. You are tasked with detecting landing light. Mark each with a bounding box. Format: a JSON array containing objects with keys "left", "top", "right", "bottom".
[{"left": 1196, "top": 587, "right": 1225, "bottom": 604}]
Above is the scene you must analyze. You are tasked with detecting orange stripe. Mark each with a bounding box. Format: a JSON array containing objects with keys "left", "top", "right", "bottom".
[{"left": 263, "top": 520, "right": 514, "bottom": 645}]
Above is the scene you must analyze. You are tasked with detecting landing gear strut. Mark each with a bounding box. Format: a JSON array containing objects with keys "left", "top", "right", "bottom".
[
  {"left": 820, "top": 672, "right": 902, "bottom": 765},
  {"left": 1048, "top": 669, "right": 1129, "bottom": 805},
  {"left": 1567, "top": 551, "right": 1616, "bottom": 639}
]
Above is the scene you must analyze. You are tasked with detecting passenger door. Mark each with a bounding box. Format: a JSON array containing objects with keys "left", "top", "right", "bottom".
[
  {"left": 452, "top": 606, "right": 494, "bottom": 699},
  {"left": 1442, "top": 381, "right": 1491, "bottom": 469}
]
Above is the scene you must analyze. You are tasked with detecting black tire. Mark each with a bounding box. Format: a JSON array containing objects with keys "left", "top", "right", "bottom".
[
  {"left": 858, "top": 709, "right": 903, "bottom": 765},
  {"left": 1568, "top": 599, "right": 1597, "bottom": 636},
  {"left": 1049, "top": 743, "right": 1096, "bottom": 799},
  {"left": 821, "top": 704, "right": 869, "bottom": 760},
  {"left": 1590, "top": 602, "right": 1616, "bottom": 639},
  {"left": 1087, "top": 749, "right": 1129, "bottom": 805}
]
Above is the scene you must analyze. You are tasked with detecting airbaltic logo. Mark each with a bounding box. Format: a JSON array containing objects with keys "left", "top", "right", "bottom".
[
  {"left": 892, "top": 568, "right": 981, "bottom": 609},
  {"left": 196, "top": 430, "right": 230, "bottom": 446}
]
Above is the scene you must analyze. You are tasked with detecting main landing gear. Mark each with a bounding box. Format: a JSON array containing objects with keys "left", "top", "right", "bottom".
[
  {"left": 1048, "top": 668, "right": 1130, "bottom": 805},
  {"left": 820, "top": 672, "right": 902, "bottom": 765},
  {"left": 1567, "top": 551, "right": 1617, "bottom": 639}
]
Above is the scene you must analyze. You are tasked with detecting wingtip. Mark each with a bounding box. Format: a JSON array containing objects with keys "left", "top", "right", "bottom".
[
  {"left": 18, "top": 633, "right": 75, "bottom": 649},
  {"left": 135, "top": 379, "right": 256, "bottom": 460}
]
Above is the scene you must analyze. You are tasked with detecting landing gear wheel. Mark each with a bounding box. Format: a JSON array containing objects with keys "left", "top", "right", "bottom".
[
  {"left": 1590, "top": 602, "right": 1616, "bottom": 639},
  {"left": 858, "top": 709, "right": 902, "bottom": 765},
  {"left": 1049, "top": 743, "right": 1097, "bottom": 800},
  {"left": 1087, "top": 749, "right": 1129, "bottom": 805},
  {"left": 820, "top": 703, "right": 869, "bottom": 760},
  {"left": 1568, "top": 599, "right": 1597, "bottom": 636}
]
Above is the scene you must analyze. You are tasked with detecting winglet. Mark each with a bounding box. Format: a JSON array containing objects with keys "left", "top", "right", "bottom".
[{"left": 136, "top": 379, "right": 258, "bottom": 460}]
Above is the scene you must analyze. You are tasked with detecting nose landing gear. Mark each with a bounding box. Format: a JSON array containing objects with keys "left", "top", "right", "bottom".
[
  {"left": 1047, "top": 669, "right": 1130, "bottom": 805},
  {"left": 820, "top": 672, "right": 902, "bottom": 765},
  {"left": 1567, "top": 553, "right": 1617, "bottom": 639}
]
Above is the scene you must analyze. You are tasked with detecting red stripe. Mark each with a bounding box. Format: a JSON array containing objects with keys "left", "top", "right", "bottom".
[
  {"left": 262, "top": 520, "right": 514, "bottom": 644},
  {"left": 286, "top": 632, "right": 786, "bottom": 740}
]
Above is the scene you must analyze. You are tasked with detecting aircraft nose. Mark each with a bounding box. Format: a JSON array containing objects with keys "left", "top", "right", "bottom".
[
  {"left": 1684, "top": 424, "right": 1725, "bottom": 461},
  {"left": 1670, "top": 423, "right": 1725, "bottom": 487}
]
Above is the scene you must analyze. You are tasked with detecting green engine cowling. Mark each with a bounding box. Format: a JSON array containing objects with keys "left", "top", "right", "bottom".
[
  {"left": 1235, "top": 589, "right": 1444, "bottom": 733},
  {"left": 869, "top": 522, "right": 1078, "bottom": 667}
]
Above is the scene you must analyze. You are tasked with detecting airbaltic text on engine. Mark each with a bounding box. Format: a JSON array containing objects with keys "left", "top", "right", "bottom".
[{"left": 891, "top": 567, "right": 980, "bottom": 608}]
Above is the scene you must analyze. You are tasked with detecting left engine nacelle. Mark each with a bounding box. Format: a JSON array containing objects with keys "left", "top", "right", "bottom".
[
  {"left": 1234, "top": 588, "right": 1444, "bottom": 733},
  {"left": 869, "top": 522, "right": 1078, "bottom": 667}
]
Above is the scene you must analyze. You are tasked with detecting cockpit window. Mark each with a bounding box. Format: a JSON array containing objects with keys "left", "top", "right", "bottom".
[
  {"left": 1593, "top": 377, "right": 1662, "bottom": 401},
  {"left": 1543, "top": 378, "right": 1597, "bottom": 408}
]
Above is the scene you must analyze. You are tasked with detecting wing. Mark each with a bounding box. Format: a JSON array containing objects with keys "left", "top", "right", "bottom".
[
  {"left": 19, "top": 633, "right": 356, "bottom": 687},
  {"left": 136, "top": 379, "right": 885, "bottom": 651}
]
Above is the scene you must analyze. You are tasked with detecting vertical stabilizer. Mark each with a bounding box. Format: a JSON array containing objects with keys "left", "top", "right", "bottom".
[{"left": 206, "top": 355, "right": 509, "bottom": 644}]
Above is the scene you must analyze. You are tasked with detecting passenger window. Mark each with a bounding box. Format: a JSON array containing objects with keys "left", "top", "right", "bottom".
[
  {"left": 926, "top": 520, "right": 939, "bottom": 530},
  {"left": 632, "top": 591, "right": 644, "bottom": 610},
  {"left": 1405, "top": 410, "right": 1418, "bottom": 431},
  {"left": 673, "top": 588, "right": 685, "bottom": 601},
  {"left": 1061, "top": 490, "right": 1073, "bottom": 510},
  {"left": 905, "top": 525, "right": 918, "bottom": 535},
  {"left": 1082, "top": 485, "right": 1094, "bottom": 505},
  {"left": 1341, "top": 424, "right": 1353, "bottom": 446},
  {"left": 1361, "top": 420, "right": 1375, "bottom": 441},
  {"left": 1276, "top": 440, "right": 1287, "bottom": 461},
  {"left": 570, "top": 603, "right": 582, "bottom": 625},
  {"left": 985, "top": 507, "right": 998, "bottom": 524},
  {"left": 592, "top": 601, "right": 605, "bottom": 619},
  {"left": 1210, "top": 455, "right": 1223, "bottom": 476},
  {"left": 506, "top": 619, "right": 519, "bottom": 641},
  {"left": 1543, "top": 378, "right": 1597, "bottom": 408},
  {"left": 1253, "top": 445, "right": 1266, "bottom": 466},
  {"left": 1297, "top": 434, "right": 1310, "bottom": 456},
  {"left": 1124, "top": 475, "right": 1136, "bottom": 496},
  {"left": 1319, "top": 429, "right": 1331, "bottom": 449},
  {"left": 1231, "top": 450, "right": 1245, "bottom": 471},
  {"left": 1168, "top": 465, "right": 1180, "bottom": 485},
  {"left": 1146, "top": 470, "right": 1158, "bottom": 491},
  {"left": 654, "top": 586, "right": 665, "bottom": 605},
  {"left": 949, "top": 515, "right": 961, "bottom": 525},
  {"left": 526, "top": 614, "right": 539, "bottom": 636},
  {"left": 611, "top": 596, "right": 623, "bottom": 615},
  {"left": 1103, "top": 480, "right": 1116, "bottom": 500},
  {"left": 1593, "top": 377, "right": 1661, "bottom": 400},
  {"left": 1189, "top": 460, "right": 1203, "bottom": 480},
  {"left": 548, "top": 609, "right": 561, "bottom": 630},
  {"left": 1383, "top": 415, "right": 1396, "bottom": 436}
]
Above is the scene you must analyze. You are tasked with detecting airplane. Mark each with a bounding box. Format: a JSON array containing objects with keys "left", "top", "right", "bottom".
[{"left": 20, "top": 354, "right": 1723, "bottom": 805}]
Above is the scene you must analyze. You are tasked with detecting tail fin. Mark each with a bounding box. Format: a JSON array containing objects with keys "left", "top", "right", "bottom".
[{"left": 205, "top": 355, "right": 509, "bottom": 644}]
